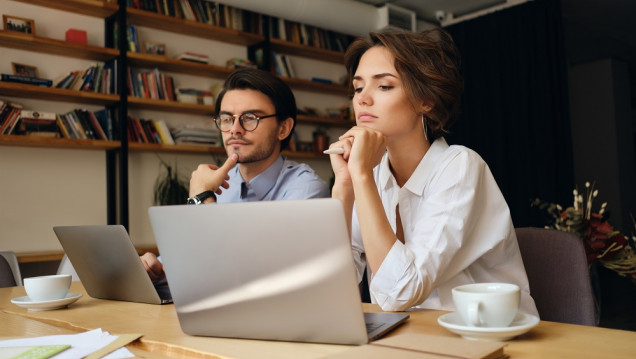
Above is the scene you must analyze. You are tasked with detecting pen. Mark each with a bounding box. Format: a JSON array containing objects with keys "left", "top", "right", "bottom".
[{"left": 323, "top": 148, "right": 345, "bottom": 155}]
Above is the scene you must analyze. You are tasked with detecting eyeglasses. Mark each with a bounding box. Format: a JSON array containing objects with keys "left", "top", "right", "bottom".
[{"left": 213, "top": 113, "right": 278, "bottom": 132}]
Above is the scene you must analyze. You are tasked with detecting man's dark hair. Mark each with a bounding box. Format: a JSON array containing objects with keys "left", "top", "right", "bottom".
[{"left": 216, "top": 68, "right": 297, "bottom": 150}]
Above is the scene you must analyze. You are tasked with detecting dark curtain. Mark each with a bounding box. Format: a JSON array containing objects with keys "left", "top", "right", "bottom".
[{"left": 445, "top": 0, "right": 573, "bottom": 227}]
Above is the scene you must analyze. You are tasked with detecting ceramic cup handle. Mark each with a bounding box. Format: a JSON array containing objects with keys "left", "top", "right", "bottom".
[{"left": 467, "top": 301, "right": 481, "bottom": 326}]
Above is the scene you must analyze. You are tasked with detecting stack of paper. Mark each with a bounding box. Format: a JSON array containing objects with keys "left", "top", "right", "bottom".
[{"left": 0, "top": 328, "right": 141, "bottom": 359}]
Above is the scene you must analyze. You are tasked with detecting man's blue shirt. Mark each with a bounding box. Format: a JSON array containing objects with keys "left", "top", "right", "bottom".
[{"left": 216, "top": 155, "right": 329, "bottom": 202}]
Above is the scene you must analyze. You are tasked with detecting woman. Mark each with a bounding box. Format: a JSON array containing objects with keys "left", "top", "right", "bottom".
[{"left": 328, "top": 28, "right": 538, "bottom": 315}]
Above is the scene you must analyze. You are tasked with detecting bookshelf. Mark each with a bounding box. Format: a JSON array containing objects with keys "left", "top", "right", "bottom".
[
  {"left": 269, "top": 38, "right": 345, "bottom": 64},
  {"left": 0, "top": 30, "right": 119, "bottom": 60},
  {"left": 0, "top": 134, "right": 119, "bottom": 150},
  {"left": 0, "top": 81, "right": 119, "bottom": 105},
  {"left": 126, "top": 7, "right": 264, "bottom": 46},
  {"left": 2, "top": 0, "right": 352, "bottom": 251},
  {"left": 12, "top": 0, "right": 118, "bottom": 18}
]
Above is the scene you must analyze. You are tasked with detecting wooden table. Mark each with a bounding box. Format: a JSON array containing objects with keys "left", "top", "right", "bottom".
[{"left": 2, "top": 282, "right": 636, "bottom": 358}]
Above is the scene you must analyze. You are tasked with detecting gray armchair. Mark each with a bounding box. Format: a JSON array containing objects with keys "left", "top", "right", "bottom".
[
  {"left": 515, "top": 227, "right": 597, "bottom": 326},
  {"left": 0, "top": 251, "right": 22, "bottom": 287}
]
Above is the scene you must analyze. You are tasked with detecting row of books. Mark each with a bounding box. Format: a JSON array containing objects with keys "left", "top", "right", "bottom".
[
  {"left": 57, "top": 109, "right": 114, "bottom": 140},
  {"left": 269, "top": 17, "right": 355, "bottom": 53},
  {"left": 127, "top": 24, "right": 141, "bottom": 53},
  {"left": 128, "top": 117, "right": 174, "bottom": 144},
  {"left": 271, "top": 51, "right": 295, "bottom": 78},
  {"left": 127, "top": 1, "right": 354, "bottom": 52},
  {"left": 175, "top": 88, "right": 213, "bottom": 105},
  {"left": 0, "top": 100, "right": 114, "bottom": 140},
  {"left": 172, "top": 123, "right": 221, "bottom": 145},
  {"left": 52, "top": 62, "right": 116, "bottom": 94},
  {"left": 127, "top": 118, "right": 221, "bottom": 146},
  {"left": 128, "top": 0, "right": 265, "bottom": 35},
  {"left": 127, "top": 68, "right": 176, "bottom": 101},
  {"left": 0, "top": 101, "right": 24, "bottom": 135}
]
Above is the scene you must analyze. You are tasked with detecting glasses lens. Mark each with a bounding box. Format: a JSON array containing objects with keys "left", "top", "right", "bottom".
[
  {"left": 215, "top": 114, "right": 234, "bottom": 132},
  {"left": 240, "top": 113, "right": 259, "bottom": 131}
]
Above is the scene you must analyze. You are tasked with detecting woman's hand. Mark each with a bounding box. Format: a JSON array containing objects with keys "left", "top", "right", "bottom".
[
  {"left": 327, "top": 135, "right": 355, "bottom": 187},
  {"left": 340, "top": 126, "right": 387, "bottom": 180}
]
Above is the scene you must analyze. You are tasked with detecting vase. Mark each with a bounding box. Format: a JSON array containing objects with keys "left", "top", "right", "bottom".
[{"left": 593, "top": 262, "right": 636, "bottom": 330}]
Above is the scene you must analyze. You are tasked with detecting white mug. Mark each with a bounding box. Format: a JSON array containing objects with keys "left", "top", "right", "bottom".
[
  {"left": 452, "top": 283, "right": 520, "bottom": 328},
  {"left": 24, "top": 274, "right": 72, "bottom": 302}
]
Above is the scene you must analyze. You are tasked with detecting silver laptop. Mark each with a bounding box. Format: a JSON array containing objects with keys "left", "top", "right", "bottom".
[
  {"left": 148, "top": 198, "right": 408, "bottom": 345},
  {"left": 53, "top": 225, "right": 172, "bottom": 305}
]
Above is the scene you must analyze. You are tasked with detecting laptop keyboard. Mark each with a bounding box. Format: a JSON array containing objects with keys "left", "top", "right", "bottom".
[{"left": 366, "top": 321, "right": 383, "bottom": 333}]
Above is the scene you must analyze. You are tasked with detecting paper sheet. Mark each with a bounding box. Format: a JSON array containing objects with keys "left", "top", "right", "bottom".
[{"left": 0, "top": 329, "right": 136, "bottom": 359}]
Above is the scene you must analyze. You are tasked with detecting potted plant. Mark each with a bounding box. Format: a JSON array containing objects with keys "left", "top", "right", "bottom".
[{"left": 153, "top": 157, "right": 189, "bottom": 205}]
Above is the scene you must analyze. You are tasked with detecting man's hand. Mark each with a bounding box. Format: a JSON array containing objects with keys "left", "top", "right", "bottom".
[
  {"left": 141, "top": 252, "right": 165, "bottom": 284},
  {"left": 189, "top": 153, "right": 239, "bottom": 201}
]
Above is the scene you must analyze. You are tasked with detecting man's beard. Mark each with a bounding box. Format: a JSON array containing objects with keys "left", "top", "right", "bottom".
[{"left": 226, "top": 136, "right": 279, "bottom": 164}]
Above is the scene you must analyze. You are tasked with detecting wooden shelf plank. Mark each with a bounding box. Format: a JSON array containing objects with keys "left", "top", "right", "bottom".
[
  {"left": 127, "top": 8, "right": 265, "bottom": 46},
  {"left": 127, "top": 52, "right": 232, "bottom": 78},
  {"left": 283, "top": 77, "right": 348, "bottom": 96},
  {"left": 127, "top": 97, "right": 215, "bottom": 115},
  {"left": 129, "top": 142, "right": 224, "bottom": 154},
  {"left": 0, "top": 82, "right": 119, "bottom": 105},
  {"left": 0, "top": 31, "right": 119, "bottom": 61},
  {"left": 0, "top": 134, "right": 120, "bottom": 150},
  {"left": 11, "top": 0, "right": 119, "bottom": 18},
  {"left": 270, "top": 38, "right": 345, "bottom": 64}
]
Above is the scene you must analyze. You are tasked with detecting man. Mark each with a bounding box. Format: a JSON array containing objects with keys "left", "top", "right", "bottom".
[{"left": 142, "top": 68, "right": 330, "bottom": 282}]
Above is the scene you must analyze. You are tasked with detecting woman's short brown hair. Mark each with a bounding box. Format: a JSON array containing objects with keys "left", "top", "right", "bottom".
[{"left": 344, "top": 28, "right": 463, "bottom": 140}]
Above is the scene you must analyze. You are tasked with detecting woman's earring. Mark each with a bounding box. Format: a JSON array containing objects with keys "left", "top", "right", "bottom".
[{"left": 421, "top": 114, "right": 429, "bottom": 142}]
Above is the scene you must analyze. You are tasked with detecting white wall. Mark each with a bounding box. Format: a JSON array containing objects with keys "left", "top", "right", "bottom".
[{"left": 1, "top": 2, "right": 348, "bottom": 252}]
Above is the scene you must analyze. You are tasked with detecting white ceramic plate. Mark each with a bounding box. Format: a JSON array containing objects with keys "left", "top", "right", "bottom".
[
  {"left": 11, "top": 293, "right": 82, "bottom": 311},
  {"left": 438, "top": 311, "right": 539, "bottom": 341}
]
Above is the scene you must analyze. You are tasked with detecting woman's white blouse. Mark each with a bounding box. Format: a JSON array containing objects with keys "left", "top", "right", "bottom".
[{"left": 351, "top": 137, "right": 539, "bottom": 316}]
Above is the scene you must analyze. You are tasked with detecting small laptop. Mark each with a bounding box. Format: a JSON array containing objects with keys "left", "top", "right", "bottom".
[
  {"left": 148, "top": 198, "right": 408, "bottom": 345},
  {"left": 53, "top": 225, "right": 172, "bottom": 305}
]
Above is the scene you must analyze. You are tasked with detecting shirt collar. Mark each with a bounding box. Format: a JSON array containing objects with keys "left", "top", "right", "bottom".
[
  {"left": 240, "top": 155, "right": 284, "bottom": 200},
  {"left": 378, "top": 137, "right": 449, "bottom": 195}
]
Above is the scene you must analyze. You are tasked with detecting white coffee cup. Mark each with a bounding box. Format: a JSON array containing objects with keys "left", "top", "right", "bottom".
[
  {"left": 452, "top": 283, "right": 520, "bottom": 328},
  {"left": 24, "top": 274, "right": 72, "bottom": 302}
]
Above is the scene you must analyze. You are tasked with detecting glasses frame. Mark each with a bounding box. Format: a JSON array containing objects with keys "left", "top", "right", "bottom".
[{"left": 213, "top": 113, "right": 278, "bottom": 133}]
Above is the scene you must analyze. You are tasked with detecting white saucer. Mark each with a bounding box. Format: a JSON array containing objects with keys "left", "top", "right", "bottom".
[
  {"left": 11, "top": 293, "right": 82, "bottom": 311},
  {"left": 438, "top": 311, "right": 539, "bottom": 341}
]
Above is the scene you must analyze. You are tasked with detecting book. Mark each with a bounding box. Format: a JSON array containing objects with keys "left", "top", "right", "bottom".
[
  {"left": 65, "top": 111, "right": 87, "bottom": 139},
  {"left": 0, "top": 74, "right": 52, "bottom": 87},
  {"left": 153, "top": 119, "right": 175, "bottom": 144},
  {"left": 226, "top": 58, "right": 256, "bottom": 69},
  {"left": 87, "top": 110, "right": 108, "bottom": 140},
  {"left": 176, "top": 52, "right": 209, "bottom": 64},
  {"left": 311, "top": 77, "right": 333, "bottom": 84},
  {"left": 56, "top": 114, "right": 72, "bottom": 138},
  {"left": 17, "top": 110, "right": 59, "bottom": 135},
  {"left": 323, "top": 333, "right": 507, "bottom": 359},
  {"left": 280, "top": 55, "right": 295, "bottom": 78},
  {"left": 93, "top": 109, "right": 113, "bottom": 140},
  {"left": 1, "top": 107, "right": 22, "bottom": 135},
  {"left": 175, "top": 88, "right": 213, "bottom": 105}
]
